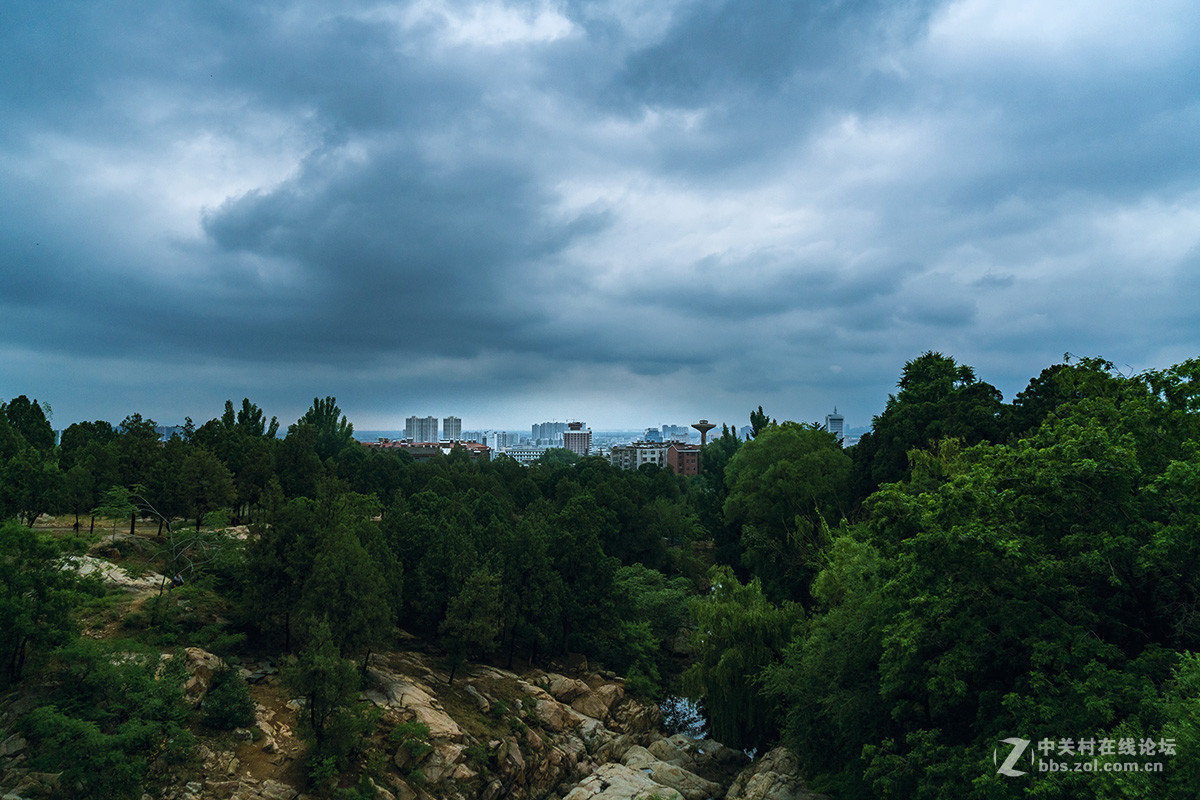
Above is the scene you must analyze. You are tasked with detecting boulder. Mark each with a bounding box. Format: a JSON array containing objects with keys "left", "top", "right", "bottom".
[
  {"left": 178, "top": 647, "right": 224, "bottom": 707},
  {"left": 621, "top": 747, "right": 722, "bottom": 800},
  {"left": 259, "top": 779, "right": 299, "bottom": 800},
  {"left": 545, "top": 674, "right": 591, "bottom": 703},
  {"left": 725, "top": 747, "right": 828, "bottom": 800},
  {"left": 368, "top": 666, "right": 462, "bottom": 740},
  {"left": 464, "top": 684, "right": 490, "bottom": 713},
  {"left": 571, "top": 690, "right": 611, "bottom": 721},
  {"left": 536, "top": 697, "right": 577, "bottom": 732},
  {"left": 561, "top": 762, "right": 684, "bottom": 800}
]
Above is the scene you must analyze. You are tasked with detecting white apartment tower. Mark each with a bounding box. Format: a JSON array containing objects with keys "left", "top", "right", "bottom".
[
  {"left": 825, "top": 408, "right": 845, "bottom": 443},
  {"left": 563, "top": 421, "right": 592, "bottom": 457},
  {"left": 405, "top": 415, "right": 439, "bottom": 443},
  {"left": 443, "top": 416, "right": 462, "bottom": 441}
]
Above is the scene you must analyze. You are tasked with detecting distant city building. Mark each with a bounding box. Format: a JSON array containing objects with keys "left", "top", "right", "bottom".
[
  {"left": 662, "top": 424, "right": 692, "bottom": 441},
  {"left": 825, "top": 408, "right": 845, "bottom": 443},
  {"left": 531, "top": 421, "right": 568, "bottom": 446},
  {"left": 486, "top": 431, "right": 520, "bottom": 451},
  {"left": 443, "top": 416, "right": 462, "bottom": 441},
  {"left": 643, "top": 427, "right": 664, "bottom": 443},
  {"left": 502, "top": 445, "right": 546, "bottom": 466},
  {"left": 563, "top": 421, "right": 591, "bottom": 457},
  {"left": 405, "top": 415, "right": 439, "bottom": 443},
  {"left": 608, "top": 442, "right": 668, "bottom": 470},
  {"left": 666, "top": 443, "right": 701, "bottom": 476}
]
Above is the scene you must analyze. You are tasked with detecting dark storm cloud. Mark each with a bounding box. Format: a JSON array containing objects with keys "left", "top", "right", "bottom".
[{"left": 2, "top": 0, "right": 1200, "bottom": 429}]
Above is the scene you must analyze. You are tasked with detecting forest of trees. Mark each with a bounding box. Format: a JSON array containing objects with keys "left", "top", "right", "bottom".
[{"left": 3, "top": 354, "right": 1200, "bottom": 798}]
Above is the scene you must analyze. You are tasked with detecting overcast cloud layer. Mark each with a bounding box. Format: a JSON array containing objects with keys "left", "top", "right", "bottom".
[{"left": 3, "top": 0, "right": 1199, "bottom": 432}]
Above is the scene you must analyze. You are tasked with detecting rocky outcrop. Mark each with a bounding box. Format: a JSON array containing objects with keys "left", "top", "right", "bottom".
[
  {"left": 61, "top": 554, "right": 164, "bottom": 591},
  {"left": 724, "top": 747, "right": 829, "bottom": 800},
  {"left": 622, "top": 746, "right": 721, "bottom": 800},
  {"left": 561, "top": 762, "right": 684, "bottom": 800}
]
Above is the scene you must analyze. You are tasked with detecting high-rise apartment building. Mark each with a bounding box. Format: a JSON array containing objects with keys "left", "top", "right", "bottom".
[
  {"left": 405, "top": 415, "right": 439, "bottom": 443},
  {"left": 563, "top": 421, "right": 591, "bottom": 457},
  {"left": 443, "top": 416, "right": 462, "bottom": 441},
  {"left": 825, "top": 408, "right": 845, "bottom": 443},
  {"left": 531, "top": 421, "right": 568, "bottom": 445},
  {"left": 662, "top": 424, "right": 692, "bottom": 441}
]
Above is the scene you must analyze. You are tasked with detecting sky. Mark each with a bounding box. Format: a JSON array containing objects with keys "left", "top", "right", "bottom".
[{"left": 3, "top": 0, "right": 1199, "bottom": 433}]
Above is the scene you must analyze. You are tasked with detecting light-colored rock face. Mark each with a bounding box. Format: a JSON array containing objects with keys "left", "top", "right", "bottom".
[
  {"left": 368, "top": 665, "right": 463, "bottom": 740},
  {"left": 619, "top": 746, "right": 722, "bottom": 800},
  {"left": 61, "top": 554, "right": 164, "bottom": 591},
  {"left": 561, "top": 762, "right": 685, "bottom": 800},
  {"left": 182, "top": 647, "right": 226, "bottom": 707},
  {"left": 724, "top": 747, "right": 828, "bottom": 800},
  {"left": 544, "top": 674, "right": 590, "bottom": 703}
]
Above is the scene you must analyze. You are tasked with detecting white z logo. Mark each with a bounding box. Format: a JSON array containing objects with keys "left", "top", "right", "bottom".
[{"left": 995, "top": 737, "right": 1032, "bottom": 777}]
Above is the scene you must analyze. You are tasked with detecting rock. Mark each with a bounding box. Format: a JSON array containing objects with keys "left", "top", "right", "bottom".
[
  {"left": 648, "top": 737, "right": 693, "bottom": 768},
  {"left": 571, "top": 690, "right": 610, "bottom": 721},
  {"left": 545, "top": 674, "right": 590, "bottom": 703},
  {"left": 387, "top": 777, "right": 418, "bottom": 800},
  {"left": 561, "top": 762, "right": 684, "bottom": 800},
  {"left": 621, "top": 747, "right": 722, "bottom": 800},
  {"left": 181, "top": 647, "right": 225, "bottom": 707},
  {"left": 724, "top": 747, "right": 828, "bottom": 800},
  {"left": 497, "top": 738, "right": 525, "bottom": 781},
  {"left": 610, "top": 698, "right": 661, "bottom": 735},
  {"left": 536, "top": 697, "right": 577, "bottom": 732},
  {"left": 368, "top": 666, "right": 463, "bottom": 740},
  {"left": 697, "top": 738, "right": 749, "bottom": 769},
  {"left": 0, "top": 735, "right": 26, "bottom": 757},
  {"left": 205, "top": 780, "right": 240, "bottom": 799},
  {"left": 369, "top": 778, "right": 397, "bottom": 800},
  {"left": 61, "top": 554, "right": 164, "bottom": 591},
  {"left": 259, "top": 779, "right": 299, "bottom": 800},
  {"left": 464, "top": 684, "right": 490, "bottom": 713},
  {"left": 480, "top": 778, "right": 504, "bottom": 800},
  {"left": 422, "top": 742, "right": 465, "bottom": 783}
]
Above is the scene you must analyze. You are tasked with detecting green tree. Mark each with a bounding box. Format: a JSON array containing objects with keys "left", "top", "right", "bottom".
[
  {"left": 179, "top": 447, "right": 236, "bottom": 530},
  {"left": 282, "top": 618, "right": 372, "bottom": 767},
  {"left": 684, "top": 566, "right": 798, "bottom": 750},
  {"left": 0, "top": 522, "right": 93, "bottom": 683},
  {"left": 299, "top": 522, "right": 393, "bottom": 676},
  {"left": 299, "top": 396, "right": 355, "bottom": 461},
  {"left": 850, "top": 352, "right": 1003, "bottom": 503},
  {"left": 3, "top": 446, "right": 63, "bottom": 526},
  {"left": 2, "top": 395, "right": 55, "bottom": 451},
  {"left": 724, "top": 421, "right": 850, "bottom": 604},
  {"left": 439, "top": 566, "right": 501, "bottom": 683}
]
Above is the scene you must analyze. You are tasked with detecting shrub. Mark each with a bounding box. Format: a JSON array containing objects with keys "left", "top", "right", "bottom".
[{"left": 202, "top": 667, "right": 256, "bottom": 730}]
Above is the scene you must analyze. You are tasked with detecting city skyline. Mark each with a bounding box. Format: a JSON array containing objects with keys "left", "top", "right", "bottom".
[{"left": 3, "top": 2, "right": 1198, "bottom": 431}]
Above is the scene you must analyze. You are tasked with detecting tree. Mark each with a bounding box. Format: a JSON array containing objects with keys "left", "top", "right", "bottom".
[
  {"left": 683, "top": 566, "right": 798, "bottom": 750},
  {"left": 0, "top": 522, "right": 94, "bottom": 684},
  {"left": 299, "top": 522, "right": 393, "bottom": 676},
  {"left": 179, "top": 447, "right": 236, "bottom": 530},
  {"left": 749, "top": 405, "right": 773, "bottom": 439},
  {"left": 439, "top": 566, "right": 501, "bottom": 683},
  {"left": 723, "top": 422, "right": 850, "bottom": 604},
  {"left": 299, "top": 396, "right": 355, "bottom": 461},
  {"left": 850, "top": 352, "right": 1003, "bottom": 503},
  {"left": 2, "top": 447, "right": 63, "bottom": 526},
  {"left": 282, "top": 618, "right": 372, "bottom": 767},
  {"left": 2, "top": 395, "right": 55, "bottom": 452}
]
